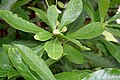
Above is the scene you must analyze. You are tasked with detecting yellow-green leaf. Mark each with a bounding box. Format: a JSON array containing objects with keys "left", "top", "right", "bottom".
[
  {"left": 44, "top": 38, "right": 63, "bottom": 60},
  {"left": 66, "top": 22, "right": 105, "bottom": 39}
]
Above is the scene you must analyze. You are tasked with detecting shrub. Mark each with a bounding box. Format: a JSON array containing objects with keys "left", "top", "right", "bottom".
[{"left": 0, "top": 0, "right": 120, "bottom": 80}]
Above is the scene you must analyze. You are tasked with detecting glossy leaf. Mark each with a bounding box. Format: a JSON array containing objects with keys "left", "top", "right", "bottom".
[
  {"left": 34, "top": 31, "right": 52, "bottom": 41},
  {"left": 102, "top": 30, "right": 118, "bottom": 43},
  {"left": 103, "top": 40, "right": 120, "bottom": 63},
  {"left": 8, "top": 47, "right": 38, "bottom": 80},
  {"left": 32, "top": 44, "right": 45, "bottom": 57},
  {"left": 0, "top": 51, "right": 9, "bottom": 65},
  {"left": 45, "top": 58, "right": 57, "bottom": 67},
  {"left": 47, "top": 5, "right": 58, "bottom": 30},
  {"left": 63, "top": 44, "right": 84, "bottom": 64},
  {"left": 66, "top": 22, "right": 105, "bottom": 39},
  {"left": 82, "top": 68, "right": 120, "bottom": 80},
  {"left": 0, "top": 34, "right": 15, "bottom": 47},
  {"left": 84, "top": 0, "right": 95, "bottom": 22},
  {"left": 29, "top": 7, "right": 50, "bottom": 26},
  {"left": 44, "top": 38, "right": 63, "bottom": 60},
  {"left": 98, "top": 0, "right": 110, "bottom": 22},
  {"left": 0, "top": 65, "right": 19, "bottom": 78},
  {"left": 58, "top": 0, "right": 83, "bottom": 30},
  {"left": 0, "top": 45, "right": 19, "bottom": 78},
  {"left": 109, "top": 24, "right": 120, "bottom": 29},
  {"left": 108, "top": 13, "right": 120, "bottom": 22},
  {"left": 0, "top": 0, "right": 17, "bottom": 10},
  {"left": 79, "top": 72, "right": 91, "bottom": 79},
  {"left": 66, "top": 39, "right": 91, "bottom": 50},
  {"left": 12, "top": 40, "right": 40, "bottom": 48},
  {"left": 0, "top": 10, "right": 49, "bottom": 34},
  {"left": 107, "top": 27, "right": 120, "bottom": 38},
  {"left": 110, "top": 0, "right": 120, "bottom": 6},
  {"left": 67, "top": 11, "right": 86, "bottom": 34},
  {"left": 82, "top": 52, "right": 117, "bottom": 68},
  {"left": 12, "top": 0, "right": 32, "bottom": 10},
  {"left": 55, "top": 72, "right": 79, "bottom": 80},
  {"left": 14, "top": 44, "right": 56, "bottom": 80}
]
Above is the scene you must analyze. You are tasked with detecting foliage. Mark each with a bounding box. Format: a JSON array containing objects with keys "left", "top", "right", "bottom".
[{"left": 0, "top": 0, "right": 120, "bottom": 80}]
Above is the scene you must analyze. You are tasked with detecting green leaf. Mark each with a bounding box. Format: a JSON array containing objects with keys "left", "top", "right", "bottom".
[
  {"left": 14, "top": 44, "right": 56, "bottom": 80},
  {"left": 103, "top": 40, "right": 120, "bottom": 63},
  {"left": 7, "top": 67, "right": 19, "bottom": 79},
  {"left": 8, "top": 47, "right": 38, "bottom": 80},
  {"left": 47, "top": 5, "right": 58, "bottom": 30},
  {"left": 55, "top": 72, "right": 80, "bottom": 80},
  {"left": 34, "top": 31, "right": 52, "bottom": 41},
  {"left": 32, "top": 44, "right": 45, "bottom": 57},
  {"left": 45, "top": 58, "right": 57, "bottom": 67},
  {"left": 0, "top": 0, "right": 17, "bottom": 10},
  {"left": 14, "top": 7, "right": 29, "bottom": 20},
  {"left": 44, "top": 38, "right": 63, "bottom": 60},
  {"left": 67, "top": 39, "right": 91, "bottom": 50},
  {"left": 0, "top": 66, "right": 7, "bottom": 77},
  {"left": 0, "top": 51, "right": 9, "bottom": 65},
  {"left": 12, "top": 40, "right": 40, "bottom": 48},
  {"left": 107, "top": 27, "right": 120, "bottom": 38},
  {"left": 108, "top": 13, "right": 120, "bottom": 22},
  {"left": 79, "top": 72, "right": 91, "bottom": 80},
  {"left": 29, "top": 7, "right": 50, "bottom": 26},
  {"left": 0, "top": 45, "right": 19, "bottom": 78},
  {"left": 82, "top": 68, "right": 120, "bottom": 80},
  {"left": 58, "top": 0, "right": 83, "bottom": 30},
  {"left": 98, "top": 0, "right": 110, "bottom": 22},
  {"left": 102, "top": 30, "right": 118, "bottom": 43},
  {"left": 63, "top": 44, "right": 84, "bottom": 64},
  {"left": 83, "top": 0, "right": 95, "bottom": 22},
  {"left": 67, "top": 11, "right": 86, "bottom": 34},
  {"left": 0, "top": 34, "right": 15, "bottom": 47},
  {"left": 0, "top": 10, "right": 49, "bottom": 34},
  {"left": 12, "top": 0, "right": 32, "bottom": 10},
  {"left": 108, "top": 24, "right": 120, "bottom": 29},
  {"left": 110, "top": 0, "right": 120, "bottom": 6},
  {"left": 66, "top": 22, "right": 105, "bottom": 39},
  {"left": 0, "top": 65, "right": 19, "bottom": 78},
  {"left": 82, "top": 52, "right": 117, "bottom": 68}
]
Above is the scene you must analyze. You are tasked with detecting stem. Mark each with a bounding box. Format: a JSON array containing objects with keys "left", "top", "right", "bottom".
[
  {"left": 45, "top": 0, "right": 49, "bottom": 8},
  {"left": 56, "top": 0, "right": 58, "bottom": 6}
]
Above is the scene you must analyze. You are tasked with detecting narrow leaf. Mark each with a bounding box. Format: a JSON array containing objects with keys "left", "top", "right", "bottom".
[
  {"left": 82, "top": 68, "right": 120, "bottom": 80},
  {"left": 107, "top": 27, "right": 120, "bottom": 38},
  {"left": 67, "top": 39, "right": 91, "bottom": 50},
  {"left": 29, "top": 7, "right": 50, "bottom": 26},
  {"left": 34, "top": 31, "right": 52, "bottom": 41},
  {"left": 31, "top": 44, "right": 45, "bottom": 57},
  {"left": 14, "top": 44, "right": 56, "bottom": 80},
  {"left": 0, "top": 10, "right": 49, "bottom": 34},
  {"left": 47, "top": 5, "right": 58, "bottom": 30},
  {"left": 98, "top": 0, "right": 110, "bottom": 22},
  {"left": 108, "top": 24, "right": 120, "bottom": 29},
  {"left": 67, "top": 11, "right": 86, "bottom": 34},
  {"left": 55, "top": 72, "right": 79, "bottom": 80},
  {"left": 84, "top": 0, "right": 95, "bottom": 22},
  {"left": 44, "top": 38, "right": 63, "bottom": 60},
  {"left": 63, "top": 44, "right": 84, "bottom": 64},
  {"left": 8, "top": 47, "right": 38, "bottom": 80},
  {"left": 0, "top": 0, "right": 17, "bottom": 10},
  {"left": 12, "top": 0, "right": 32, "bottom": 10},
  {"left": 66, "top": 22, "right": 105, "bottom": 39},
  {"left": 58, "top": 0, "right": 83, "bottom": 30},
  {"left": 102, "top": 30, "right": 118, "bottom": 43},
  {"left": 103, "top": 40, "right": 120, "bottom": 63},
  {"left": 82, "top": 52, "right": 117, "bottom": 68},
  {"left": 108, "top": 13, "right": 120, "bottom": 22}
]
